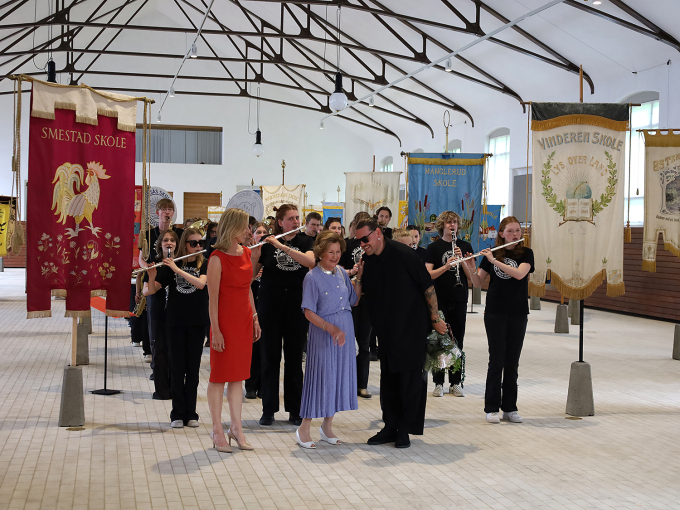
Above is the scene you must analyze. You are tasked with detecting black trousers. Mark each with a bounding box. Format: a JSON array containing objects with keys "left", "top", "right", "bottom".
[
  {"left": 244, "top": 339, "right": 261, "bottom": 395},
  {"left": 168, "top": 325, "right": 204, "bottom": 423},
  {"left": 147, "top": 292, "right": 171, "bottom": 398},
  {"left": 258, "top": 289, "right": 306, "bottom": 417},
  {"left": 380, "top": 355, "right": 427, "bottom": 435},
  {"left": 352, "top": 297, "right": 372, "bottom": 390},
  {"left": 483, "top": 313, "right": 528, "bottom": 413},
  {"left": 433, "top": 302, "right": 467, "bottom": 385},
  {"left": 128, "top": 284, "right": 150, "bottom": 355}
]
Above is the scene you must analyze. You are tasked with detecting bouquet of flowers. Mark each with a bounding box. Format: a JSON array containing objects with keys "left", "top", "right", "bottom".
[{"left": 424, "top": 311, "right": 463, "bottom": 376}]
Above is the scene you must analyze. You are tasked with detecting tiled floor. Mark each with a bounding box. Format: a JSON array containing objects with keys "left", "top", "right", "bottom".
[{"left": 0, "top": 267, "right": 679, "bottom": 509}]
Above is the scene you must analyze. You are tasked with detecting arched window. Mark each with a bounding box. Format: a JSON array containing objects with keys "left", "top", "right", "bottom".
[
  {"left": 380, "top": 156, "right": 393, "bottom": 172},
  {"left": 443, "top": 139, "right": 462, "bottom": 153},
  {"left": 622, "top": 91, "right": 660, "bottom": 224},
  {"left": 487, "top": 128, "right": 510, "bottom": 207}
]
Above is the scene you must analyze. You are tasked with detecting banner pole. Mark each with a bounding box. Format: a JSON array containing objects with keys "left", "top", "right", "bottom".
[
  {"left": 579, "top": 65, "right": 583, "bottom": 103},
  {"left": 71, "top": 317, "right": 77, "bottom": 367}
]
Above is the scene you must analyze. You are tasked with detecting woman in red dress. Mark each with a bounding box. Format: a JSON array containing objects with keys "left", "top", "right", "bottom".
[{"left": 207, "top": 208, "right": 261, "bottom": 453}]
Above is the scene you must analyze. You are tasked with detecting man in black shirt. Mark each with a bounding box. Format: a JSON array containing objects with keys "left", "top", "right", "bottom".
[
  {"left": 299, "top": 212, "right": 321, "bottom": 241},
  {"left": 376, "top": 206, "right": 393, "bottom": 240},
  {"left": 356, "top": 218, "right": 446, "bottom": 448},
  {"left": 425, "top": 211, "right": 475, "bottom": 398}
]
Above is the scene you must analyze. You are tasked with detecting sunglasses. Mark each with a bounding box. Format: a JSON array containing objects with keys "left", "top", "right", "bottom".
[
  {"left": 357, "top": 229, "right": 376, "bottom": 244},
  {"left": 187, "top": 239, "right": 206, "bottom": 248}
]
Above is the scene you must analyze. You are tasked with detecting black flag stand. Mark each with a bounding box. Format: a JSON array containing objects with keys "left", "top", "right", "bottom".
[{"left": 91, "top": 315, "right": 121, "bottom": 396}]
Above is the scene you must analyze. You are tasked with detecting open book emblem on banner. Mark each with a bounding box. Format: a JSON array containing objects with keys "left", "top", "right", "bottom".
[{"left": 541, "top": 151, "right": 618, "bottom": 227}]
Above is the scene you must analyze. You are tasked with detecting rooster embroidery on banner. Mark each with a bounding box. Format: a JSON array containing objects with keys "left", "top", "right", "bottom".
[{"left": 51, "top": 161, "right": 110, "bottom": 238}]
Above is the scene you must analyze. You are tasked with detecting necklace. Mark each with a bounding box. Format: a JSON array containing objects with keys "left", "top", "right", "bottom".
[{"left": 319, "top": 265, "right": 336, "bottom": 275}]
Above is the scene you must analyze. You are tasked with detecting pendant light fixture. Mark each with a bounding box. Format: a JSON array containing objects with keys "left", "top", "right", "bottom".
[
  {"left": 328, "top": 7, "right": 348, "bottom": 112},
  {"left": 252, "top": 86, "right": 264, "bottom": 157},
  {"left": 190, "top": 44, "right": 198, "bottom": 58},
  {"left": 169, "top": 87, "right": 175, "bottom": 97}
]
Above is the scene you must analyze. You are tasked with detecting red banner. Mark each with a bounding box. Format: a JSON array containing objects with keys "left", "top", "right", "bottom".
[{"left": 26, "top": 92, "right": 135, "bottom": 318}]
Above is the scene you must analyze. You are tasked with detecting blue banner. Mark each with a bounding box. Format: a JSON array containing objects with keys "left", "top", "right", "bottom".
[
  {"left": 408, "top": 153, "right": 485, "bottom": 252},
  {"left": 322, "top": 202, "right": 344, "bottom": 225},
  {"left": 479, "top": 204, "right": 503, "bottom": 251}
]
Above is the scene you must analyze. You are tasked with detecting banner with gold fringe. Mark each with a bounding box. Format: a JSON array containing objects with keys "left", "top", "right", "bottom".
[
  {"left": 528, "top": 102, "right": 628, "bottom": 300},
  {"left": 26, "top": 81, "right": 136, "bottom": 318},
  {"left": 0, "top": 203, "right": 9, "bottom": 256},
  {"left": 260, "top": 184, "right": 305, "bottom": 219},
  {"left": 641, "top": 130, "right": 680, "bottom": 272}
]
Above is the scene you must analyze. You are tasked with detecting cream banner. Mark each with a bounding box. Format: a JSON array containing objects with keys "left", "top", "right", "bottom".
[
  {"left": 642, "top": 130, "right": 680, "bottom": 271},
  {"left": 344, "top": 172, "right": 401, "bottom": 228},
  {"left": 529, "top": 102, "right": 628, "bottom": 300},
  {"left": 260, "top": 184, "right": 305, "bottom": 219}
]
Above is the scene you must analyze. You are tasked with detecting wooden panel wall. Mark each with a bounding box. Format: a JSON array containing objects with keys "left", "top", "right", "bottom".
[
  {"left": 183, "top": 192, "right": 221, "bottom": 223},
  {"left": 2, "top": 221, "right": 26, "bottom": 268},
  {"left": 540, "top": 227, "right": 680, "bottom": 322}
]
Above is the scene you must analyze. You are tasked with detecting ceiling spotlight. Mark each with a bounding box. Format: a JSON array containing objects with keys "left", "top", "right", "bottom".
[
  {"left": 190, "top": 44, "right": 198, "bottom": 58},
  {"left": 169, "top": 87, "right": 175, "bottom": 97},
  {"left": 320, "top": 121, "right": 324, "bottom": 130},
  {"left": 445, "top": 59, "right": 453, "bottom": 72},
  {"left": 593, "top": 0, "right": 601, "bottom": 4},
  {"left": 368, "top": 96, "right": 375, "bottom": 107},
  {"left": 329, "top": 72, "right": 348, "bottom": 112},
  {"left": 252, "top": 129, "right": 264, "bottom": 157},
  {"left": 156, "top": 112, "right": 161, "bottom": 123}
]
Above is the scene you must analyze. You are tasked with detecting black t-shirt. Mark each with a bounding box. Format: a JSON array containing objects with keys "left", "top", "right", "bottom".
[
  {"left": 144, "top": 226, "right": 184, "bottom": 264},
  {"left": 150, "top": 260, "right": 208, "bottom": 326},
  {"left": 205, "top": 236, "right": 217, "bottom": 259},
  {"left": 415, "top": 246, "right": 428, "bottom": 264},
  {"left": 426, "top": 238, "right": 474, "bottom": 306},
  {"left": 258, "top": 233, "right": 314, "bottom": 291},
  {"left": 298, "top": 231, "right": 317, "bottom": 243},
  {"left": 340, "top": 237, "right": 364, "bottom": 271},
  {"left": 479, "top": 247, "right": 535, "bottom": 315},
  {"left": 382, "top": 226, "right": 393, "bottom": 240}
]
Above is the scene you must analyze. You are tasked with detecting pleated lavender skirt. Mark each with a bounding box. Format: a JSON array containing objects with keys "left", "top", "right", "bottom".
[{"left": 300, "top": 310, "right": 358, "bottom": 419}]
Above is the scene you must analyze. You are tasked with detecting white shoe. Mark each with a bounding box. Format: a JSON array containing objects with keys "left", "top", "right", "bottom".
[
  {"left": 186, "top": 420, "right": 200, "bottom": 428},
  {"left": 131, "top": 342, "right": 141, "bottom": 347},
  {"left": 432, "top": 384, "right": 444, "bottom": 397},
  {"left": 295, "top": 428, "right": 316, "bottom": 449},
  {"left": 171, "top": 420, "right": 184, "bottom": 428},
  {"left": 486, "top": 412, "right": 500, "bottom": 424},
  {"left": 144, "top": 355, "right": 152, "bottom": 363},
  {"left": 502, "top": 411, "right": 523, "bottom": 423},
  {"left": 449, "top": 384, "right": 465, "bottom": 397},
  {"left": 319, "top": 427, "right": 341, "bottom": 445}
]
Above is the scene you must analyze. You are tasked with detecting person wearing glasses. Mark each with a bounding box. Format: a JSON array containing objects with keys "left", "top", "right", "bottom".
[
  {"left": 355, "top": 217, "right": 447, "bottom": 448},
  {"left": 145, "top": 228, "right": 208, "bottom": 428}
]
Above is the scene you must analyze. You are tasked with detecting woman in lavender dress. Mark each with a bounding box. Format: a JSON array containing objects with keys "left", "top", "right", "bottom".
[{"left": 296, "top": 231, "right": 364, "bottom": 449}]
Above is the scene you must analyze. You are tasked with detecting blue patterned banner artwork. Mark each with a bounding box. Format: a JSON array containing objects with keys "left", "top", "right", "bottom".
[
  {"left": 408, "top": 153, "right": 484, "bottom": 252},
  {"left": 479, "top": 204, "right": 503, "bottom": 251}
]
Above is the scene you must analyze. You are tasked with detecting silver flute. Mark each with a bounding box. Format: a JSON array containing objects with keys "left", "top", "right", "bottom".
[{"left": 451, "top": 229, "right": 463, "bottom": 287}]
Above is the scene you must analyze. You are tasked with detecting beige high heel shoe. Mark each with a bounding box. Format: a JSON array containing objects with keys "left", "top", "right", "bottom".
[
  {"left": 210, "top": 431, "right": 232, "bottom": 453},
  {"left": 227, "top": 429, "right": 254, "bottom": 451}
]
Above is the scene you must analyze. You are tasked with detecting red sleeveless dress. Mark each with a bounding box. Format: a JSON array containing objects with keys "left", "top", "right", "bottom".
[{"left": 209, "top": 248, "right": 254, "bottom": 383}]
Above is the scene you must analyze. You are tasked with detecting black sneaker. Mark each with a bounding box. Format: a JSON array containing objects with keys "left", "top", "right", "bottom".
[
  {"left": 369, "top": 353, "right": 379, "bottom": 362},
  {"left": 245, "top": 390, "right": 258, "bottom": 399},
  {"left": 395, "top": 432, "right": 411, "bottom": 449},
  {"left": 152, "top": 392, "right": 170, "bottom": 400},
  {"left": 259, "top": 413, "right": 274, "bottom": 426},
  {"left": 367, "top": 428, "right": 396, "bottom": 445},
  {"left": 288, "top": 413, "right": 302, "bottom": 426},
  {"left": 149, "top": 373, "right": 154, "bottom": 381}
]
